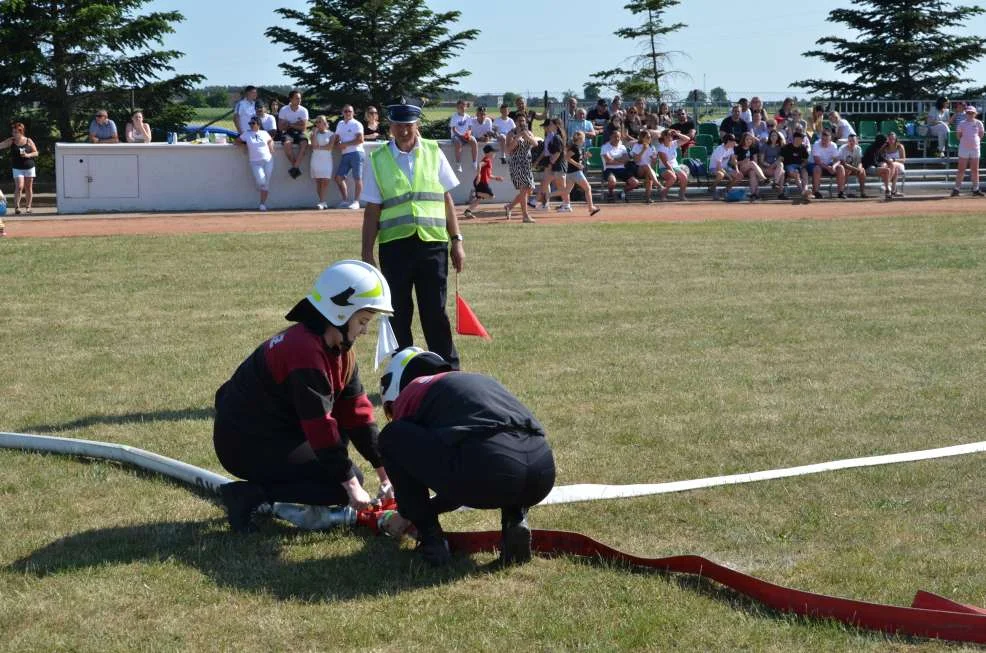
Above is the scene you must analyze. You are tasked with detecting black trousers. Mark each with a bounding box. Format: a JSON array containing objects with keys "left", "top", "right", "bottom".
[
  {"left": 378, "top": 235, "right": 460, "bottom": 369},
  {"left": 379, "top": 422, "right": 555, "bottom": 533},
  {"left": 213, "top": 423, "right": 360, "bottom": 506}
]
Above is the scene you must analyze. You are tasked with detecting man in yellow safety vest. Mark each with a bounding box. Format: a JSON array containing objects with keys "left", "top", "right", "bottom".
[{"left": 361, "top": 98, "right": 465, "bottom": 369}]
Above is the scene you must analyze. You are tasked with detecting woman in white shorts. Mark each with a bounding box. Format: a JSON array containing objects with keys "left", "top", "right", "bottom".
[
  {"left": 237, "top": 116, "right": 275, "bottom": 211},
  {"left": 655, "top": 129, "right": 691, "bottom": 201},
  {"left": 951, "top": 105, "right": 984, "bottom": 196},
  {"left": 1, "top": 122, "right": 38, "bottom": 214},
  {"left": 563, "top": 130, "right": 600, "bottom": 216},
  {"left": 628, "top": 129, "right": 662, "bottom": 203},
  {"left": 878, "top": 132, "right": 906, "bottom": 199},
  {"left": 309, "top": 115, "right": 335, "bottom": 209}
]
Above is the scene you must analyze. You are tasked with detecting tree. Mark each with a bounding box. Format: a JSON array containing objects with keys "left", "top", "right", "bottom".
[
  {"left": 0, "top": 0, "right": 203, "bottom": 142},
  {"left": 686, "top": 89, "right": 707, "bottom": 103},
  {"left": 583, "top": 83, "right": 602, "bottom": 101},
  {"left": 266, "top": 0, "right": 479, "bottom": 112},
  {"left": 501, "top": 91, "right": 519, "bottom": 105},
  {"left": 592, "top": 0, "right": 685, "bottom": 102},
  {"left": 792, "top": 1, "right": 986, "bottom": 99},
  {"left": 709, "top": 87, "right": 728, "bottom": 103}
]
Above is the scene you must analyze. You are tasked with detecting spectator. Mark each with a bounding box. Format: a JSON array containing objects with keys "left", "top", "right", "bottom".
[
  {"left": 838, "top": 133, "right": 867, "bottom": 198},
  {"left": 783, "top": 108, "right": 807, "bottom": 144},
  {"left": 278, "top": 89, "right": 310, "bottom": 179},
  {"left": 670, "top": 108, "right": 696, "bottom": 142},
  {"left": 951, "top": 105, "right": 984, "bottom": 196},
  {"left": 309, "top": 115, "right": 335, "bottom": 210},
  {"left": 234, "top": 85, "right": 259, "bottom": 134},
  {"left": 256, "top": 104, "right": 278, "bottom": 139},
  {"left": 625, "top": 106, "right": 644, "bottom": 142},
  {"left": 708, "top": 133, "right": 742, "bottom": 200},
  {"left": 807, "top": 104, "right": 826, "bottom": 141},
  {"left": 236, "top": 116, "right": 275, "bottom": 211},
  {"left": 737, "top": 98, "right": 752, "bottom": 127},
  {"left": 643, "top": 112, "right": 662, "bottom": 141},
  {"left": 463, "top": 144, "right": 503, "bottom": 219},
  {"left": 926, "top": 97, "right": 951, "bottom": 157},
  {"left": 536, "top": 118, "right": 570, "bottom": 212},
  {"left": 655, "top": 128, "right": 692, "bottom": 201},
  {"left": 563, "top": 130, "right": 601, "bottom": 216},
  {"left": 655, "top": 102, "right": 673, "bottom": 128},
  {"left": 719, "top": 105, "right": 747, "bottom": 142},
  {"left": 559, "top": 96, "right": 579, "bottom": 136},
  {"left": 949, "top": 100, "right": 968, "bottom": 130},
  {"left": 492, "top": 103, "right": 516, "bottom": 165},
  {"left": 750, "top": 112, "right": 770, "bottom": 144},
  {"left": 759, "top": 129, "right": 786, "bottom": 192},
  {"left": 586, "top": 98, "right": 610, "bottom": 127},
  {"left": 862, "top": 133, "right": 887, "bottom": 170},
  {"left": 811, "top": 129, "right": 846, "bottom": 199},
  {"left": 779, "top": 131, "right": 812, "bottom": 201},
  {"left": 735, "top": 131, "right": 768, "bottom": 200},
  {"left": 508, "top": 97, "right": 541, "bottom": 130},
  {"left": 449, "top": 98, "right": 478, "bottom": 173},
  {"left": 610, "top": 95, "right": 624, "bottom": 118},
  {"left": 775, "top": 97, "right": 795, "bottom": 125},
  {"left": 363, "top": 106, "right": 384, "bottom": 142},
  {"left": 1, "top": 122, "right": 38, "bottom": 214},
  {"left": 504, "top": 114, "right": 537, "bottom": 223},
  {"left": 333, "top": 104, "right": 365, "bottom": 210},
  {"left": 469, "top": 105, "right": 494, "bottom": 145},
  {"left": 88, "top": 109, "right": 119, "bottom": 143},
  {"left": 570, "top": 108, "right": 596, "bottom": 140},
  {"left": 600, "top": 127, "right": 639, "bottom": 202},
  {"left": 828, "top": 110, "right": 856, "bottom": 145},
  {"left": 602, "top": 115, "right": 625, "bottom": 145},
  {"left": 125, "top": 110, "right": 152, "bottom": 143},
  {"left": 749, "top": 97, "right": 768, "bottom": 124},
  {"left": 878, "top": 132, "right": 906, "bottom": 199},
  {"left": 628, "top": 129, "right": 661, "bottom": 203},
  {"left": 632, "top": 97, "right": 647, "bottom": 121}
]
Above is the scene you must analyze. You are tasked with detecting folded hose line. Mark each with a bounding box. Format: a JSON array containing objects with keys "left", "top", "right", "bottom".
[{"left": 3, "top": 430, "right": 985, "bottom": 644}]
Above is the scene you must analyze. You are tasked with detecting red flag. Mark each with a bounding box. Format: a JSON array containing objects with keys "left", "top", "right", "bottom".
[{"left": 456, "top": 293, "right": 492, "bottom": 340}]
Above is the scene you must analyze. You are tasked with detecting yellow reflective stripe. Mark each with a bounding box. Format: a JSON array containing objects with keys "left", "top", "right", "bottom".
[
  {"left": 355, "top": 279, "right": 382, "bottom": 299},
  {"left": 311, "top": 290, "right": 322, "bottom": 302},
  {"left": 381, "top": 191, "right": 446, "bottom": 210}
]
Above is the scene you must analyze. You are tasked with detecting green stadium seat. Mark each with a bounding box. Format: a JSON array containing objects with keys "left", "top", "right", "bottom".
[
  {"left": 593, "top": 133, "right": 605, "bottom": 147},
  {"left": 698, "top": 122, "right": 720, "bottom": 138},
  {"left": 586, "top": 146, "right": 602, "bottom": 171},
  {"left": 880, "top": 119, "right": 900, "bottom": 136},
  {"left": 697, "top": 133, "right": 714, "bottom": 149},
  {"left": 858, "top": 120, "right": 878, "bottom": 140}
]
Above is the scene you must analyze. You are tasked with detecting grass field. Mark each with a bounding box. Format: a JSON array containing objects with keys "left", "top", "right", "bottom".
[{"left": 2, "top": 215, "right": 985, "bottom": 651}]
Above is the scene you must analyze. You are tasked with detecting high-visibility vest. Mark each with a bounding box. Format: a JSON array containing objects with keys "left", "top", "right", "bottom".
[{"left": 370, "top": 139, "right": 448, "bottom": 244}]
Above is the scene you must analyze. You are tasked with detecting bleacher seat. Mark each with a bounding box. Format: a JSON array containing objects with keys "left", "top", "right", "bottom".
[
  {"left": 697, "top": 133, "right": 714, "bottom": 149},
  {"left": 586, "top": 146, "right": 602, "bottom": 171},
  {"left": 880, "top": 119, "right": 900, "bottom": 136},
  {"left": 858, "top": 120, "right": 878, "bottom": 141},
  {"left": 698, "top": 123, "right": 719, "bottom": 138}
]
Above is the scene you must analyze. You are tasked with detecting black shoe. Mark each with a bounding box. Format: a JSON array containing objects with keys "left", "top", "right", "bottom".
[
  {"left": 777, "top": 192, "right": 787, "bottom": 200},
  {"left": 813, "top": 191, "right": 824, "bottom": 199},
  {"left": 219, "top": 481, "right": 267, "bottom": 533},
  {"left": 415, "top": 530, "right": 451, "bottom": 566},
  {"left": 289, "top": 167, "right": 301, "bottom": 179},
  {"left": 837, "top": 191, "right": 845, "bottom": 199},
  {"left": 973, "top": 189, "right": 985, "bottom": 197},
  {"left": 500, "top": 156, "right": 507, "bottom": 165},
  {"left": 951, "top": 188, "right": 961, "bottom": 197},
  {"left": 500, "top": 515, "right": 532, "bottom": 566}
]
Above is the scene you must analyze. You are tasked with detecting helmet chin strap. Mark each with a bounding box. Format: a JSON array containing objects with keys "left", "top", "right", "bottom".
[{"left": 329, "top": 321, "right": 354, "bottom": 352}]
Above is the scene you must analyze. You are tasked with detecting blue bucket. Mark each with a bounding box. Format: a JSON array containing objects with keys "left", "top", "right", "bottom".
[{"left": 724, "top": 188, "right": 748, "bottom": 202}]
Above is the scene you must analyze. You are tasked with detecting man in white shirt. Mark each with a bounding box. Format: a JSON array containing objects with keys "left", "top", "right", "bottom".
[
  {"left": 492, "top": 103, "right": 516, "bottom": 165},
  {"left": 234, "top": 85, "right": 259, "bottom": 135},
  {"left": 811, "top": 129, "right": 846, "bottom": 198},
  {"left": 278, "top": 90, "right": 310, "bottom": 179},
  {"left": 600, "top": 130, "right": 639, "bottom": 201},
  {"left": 837, "top": 133, "right": 867, "bottom": 197},
  {"left": 448, "top": 99, "right": 477, "bottom": 173},
  {"left": 333, "top": 104, "right": 366, "bottom": 209},
  {"left": 469, "top": 106, "right": 494, "bottom": 144}
]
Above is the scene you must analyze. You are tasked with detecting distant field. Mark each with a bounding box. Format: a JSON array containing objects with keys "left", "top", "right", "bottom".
[{"left": 189, "top": 105, "right": 460, "bottom": 132}]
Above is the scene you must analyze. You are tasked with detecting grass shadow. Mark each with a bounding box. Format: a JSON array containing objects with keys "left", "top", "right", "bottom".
[
  {"left": 8, "top": 517, "right": 483, "bottom": 601},
  {"left": 23, "top": 407, "right": 215, "bottom": 433}
]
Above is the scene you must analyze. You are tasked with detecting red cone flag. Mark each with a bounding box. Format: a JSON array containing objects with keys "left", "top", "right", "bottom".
[{"left": 456, "top": 293, "right": 492, "bottom": 340}]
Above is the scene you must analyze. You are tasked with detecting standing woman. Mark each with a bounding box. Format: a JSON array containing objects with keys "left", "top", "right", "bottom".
[
  {"left": 236, "top": 116, "right": 275, "bottom": 211},
  {"left": 878, "top": 132, "right": 907, "bottom": 199},
  {"left": 950, "top": 105, "right": 984, "bottom": 196},
  {"left": 310, "top": 115, "right": 335, "bottom": 210},
  {"left": 125, "top": 110, "right": 152, "bottom": 143},
  {"left": 504, "top": 115, "right": 537, "bottom": 223},
  {"left": 537, "top": 118, "right": 570, "bottom": 212},
  {"left": 0, "top": 122, "right": 38, "bottom": 214},
  {"left": 363, "top": 106, "right": 383, "bottom": 142}
]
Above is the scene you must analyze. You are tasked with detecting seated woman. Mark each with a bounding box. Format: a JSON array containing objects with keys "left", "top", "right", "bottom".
[
  {"left": 125, "top": 110, "right": 152, "bottom": 143},
  {"left": 628, "top": 129, "right": 662, "bottom": 203},
  {"left": 926, "top": 97, "right": 950, "bottom": 157},
  {"left": 734, "top": 131, "right": 768, "bottom": 200},
  {"left": 600, "top": 128, "right": 640, "bottom": 202},
  {"left": 759, "top": 129, "right": 786, "bottom": 191},
  {"left": 655, "top": 128, "right": 692, "bottom": 201},
  {"left": 878, "top": 132, "right": 907, "bottom": 199}
]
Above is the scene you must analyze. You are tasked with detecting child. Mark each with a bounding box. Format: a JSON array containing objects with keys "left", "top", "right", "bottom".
[
  {"left": 563, "top": 131, "right": 601, "bottom": 216},
  {"left": 464, "top": 145, "right": 503, "bottom": 218},
  {"left": 449, "top": 98, "right": 478, "bottom": 173},
  {"left": 708, "top": 133, "right": 743, "bottom": 200}
]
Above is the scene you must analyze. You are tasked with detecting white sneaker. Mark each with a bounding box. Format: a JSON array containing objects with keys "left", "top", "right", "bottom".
[
  {"left": 556, "top": 204, "right": 572, "bottom": 213},
  {"left": 258, "top": 204, "right": 267, "bottom": 212},
  {"left": 316, "top": 202, "right": 327, "bottom": 210},
  {"left": 456, "top": 162, "right": 463, "bottom": 173},
  {"left": 349, "top": 201, "right": 361, "bottom": 210}
]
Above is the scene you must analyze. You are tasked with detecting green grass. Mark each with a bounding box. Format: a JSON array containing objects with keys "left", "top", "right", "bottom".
[{"left": 2, "top": 215, "right": 986, "bottom": 651}]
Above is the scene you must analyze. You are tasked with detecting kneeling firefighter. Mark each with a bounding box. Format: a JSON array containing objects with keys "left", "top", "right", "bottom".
[
  {"left": 213, "top": 260, "right": 396, "bottom": 532},
  {"left": 378, "top": 347, "right": 556, "bottom": 565}
]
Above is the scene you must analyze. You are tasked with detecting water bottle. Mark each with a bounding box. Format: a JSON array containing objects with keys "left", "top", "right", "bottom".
[
  {"left": 166, "top": 132, "right": 175, "bottom": 144},
  {"left": 0, "top": 190, "right": 7, "bottom": 216}
]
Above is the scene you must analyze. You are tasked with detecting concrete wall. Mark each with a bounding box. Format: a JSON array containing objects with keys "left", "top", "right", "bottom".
[{"left": 55, "top": 141, "right": 518, "bottom": 214}]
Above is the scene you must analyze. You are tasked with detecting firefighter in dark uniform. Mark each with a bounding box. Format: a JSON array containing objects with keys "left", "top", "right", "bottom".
[
  {"left": 360, "top": 98, "right": 464, "bottom": 369},
  {"left": 213, "top": 260, "right": 397, "bottom": 532},
  {"left": 377, "top": 347, "right": 556, "bottom": 566}
]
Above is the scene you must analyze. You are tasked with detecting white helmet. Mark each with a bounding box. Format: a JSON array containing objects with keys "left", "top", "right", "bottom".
[
  {"left": 380, "top": 347, "right": 452, "bottom": 402},
  {"left": 286, "top": 259, "right": 393, "bottom": 326}
]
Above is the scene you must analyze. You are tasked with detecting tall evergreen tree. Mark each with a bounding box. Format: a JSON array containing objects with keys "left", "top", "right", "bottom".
[
  {"left": 266, "top": 0, "right": 479, "bottom": 111},
  {"left": 792, "top": 1, "right": 986, "bottom": 99},
  {"left": 593, "top": 0, "right": 685, "bottom": 102},
  {"left": 0, "top": 0, "right": 202, "bottom": 142}
]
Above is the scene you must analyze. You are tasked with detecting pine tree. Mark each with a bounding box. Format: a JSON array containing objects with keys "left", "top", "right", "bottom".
[
  {"left": 0, "top": 0, "right": 203, "bottom": 142},
  {"left": 593, "top": 0, "right": 685, "bottom": 102},
  {"left": 266, "top": 0, "right": 479, "bottom": 112},
  {"left": 793, "top": 1, "right": 986, "bottom": 99}
]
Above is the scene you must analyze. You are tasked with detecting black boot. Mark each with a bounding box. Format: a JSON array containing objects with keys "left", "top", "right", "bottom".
[
  {"left": 415, "top": 524, "right": 451, "bottom": 566},
  {"left": 219, "top": 481, "right": 268, "bottom": 533},
  {"left": 500, "top": 506, "right": 532, "bottom": 565}
]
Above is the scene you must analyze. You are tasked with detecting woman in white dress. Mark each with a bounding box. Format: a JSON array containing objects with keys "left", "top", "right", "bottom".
[{"left": 309, "top": 115, "right": 335, "bottom": 210}]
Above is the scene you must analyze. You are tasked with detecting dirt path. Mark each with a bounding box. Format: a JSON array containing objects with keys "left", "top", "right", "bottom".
[{"left": 4, "top": 196, "right": 984, "bottom": 238}]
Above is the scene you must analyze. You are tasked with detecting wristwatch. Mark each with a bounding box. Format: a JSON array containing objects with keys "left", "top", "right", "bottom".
[{"left": 450, "top": 233, "right": 464, "bottom": 242}]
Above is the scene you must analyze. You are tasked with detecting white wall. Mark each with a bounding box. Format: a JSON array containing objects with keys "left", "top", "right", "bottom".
[{"left": 55, "top": 141, "right": 518, "bottom": 214}]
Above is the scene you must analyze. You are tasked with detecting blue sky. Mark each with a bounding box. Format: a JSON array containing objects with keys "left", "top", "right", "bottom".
[{"left": 150, "top": 0, "right": 986, "bottom": 101}]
